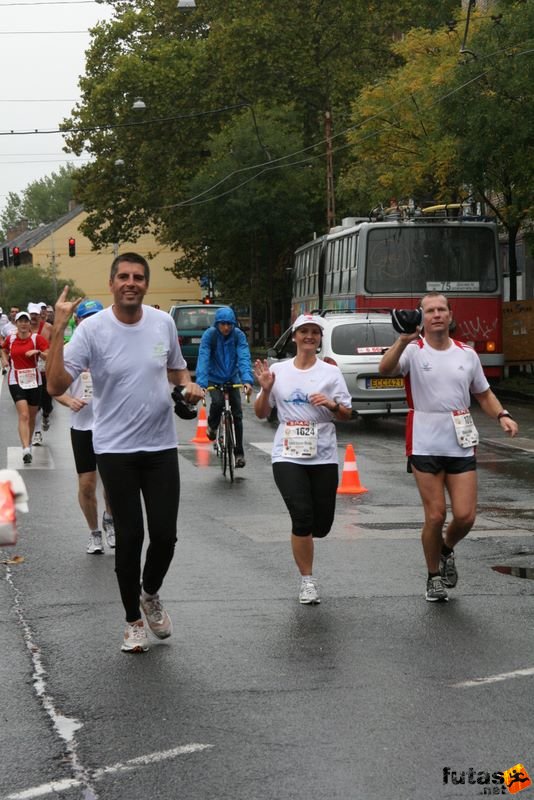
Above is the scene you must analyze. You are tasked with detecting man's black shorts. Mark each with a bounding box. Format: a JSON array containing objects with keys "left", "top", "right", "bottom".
[
  {"left": 70, "top": 428, "right": 97, "bottom": 474},
  {"left": 8, "top": 383, "right": 41, "bottom": 407},
  {"left": 407, "top": 455, "right": 477, "bottom": 475}
]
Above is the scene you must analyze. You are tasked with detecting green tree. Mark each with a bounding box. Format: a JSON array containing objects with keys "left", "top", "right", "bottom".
[
  {"left": 339, "top": 1, "right": 534, "bottom": 300},
  {"left": 166, "top": 106, "right": 320, "bottom": 328},
  {"left": 439, "top": 0, "right": 534, "bottom": 300},
  {"left": 0, "top": 266, "right": 83, "bottom": 311},
  {"left": 338, "top": 13, "right": 472, "bottom": 212},
  {"left": 0, "top": 192, "right": 23, "bottom": 239},
  {"left": 61, "top": 0, "right": 460, "bottom": 329},
  {"left": 65, "top": 0, "right": 460, "bottom": 242},
  {"left": 0, "top": 165, "right": 79, "bottom": 239}
]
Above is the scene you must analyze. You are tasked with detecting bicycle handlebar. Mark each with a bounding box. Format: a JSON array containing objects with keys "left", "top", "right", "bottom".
[
  {"left": 206, "top": 383, "right": 244, "bottom": 391},
  {"left": 204, "top": 383, "right": 251, "bottom": 404}
]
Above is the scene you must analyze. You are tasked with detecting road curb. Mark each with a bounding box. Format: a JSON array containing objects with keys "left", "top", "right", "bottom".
[{"left": 493, "top": 388, "right": 534, "bottom": 405}]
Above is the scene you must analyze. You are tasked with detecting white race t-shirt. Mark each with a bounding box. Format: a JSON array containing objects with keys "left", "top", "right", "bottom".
[
  {"left": 264, "top": 358, "right": 352, "bottom": 465},
  {"left": 64, "top": 305, "right": 186, "bottom": 453},
  {"left": 399, "top": 338, "right": 490, "bottom": 457}
]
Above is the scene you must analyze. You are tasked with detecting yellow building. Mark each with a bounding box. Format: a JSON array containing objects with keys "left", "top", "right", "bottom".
[{"left": 10, "top": 205, "right": 201, "bottom": 311}]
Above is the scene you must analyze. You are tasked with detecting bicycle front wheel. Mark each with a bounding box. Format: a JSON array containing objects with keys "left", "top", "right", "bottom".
[
  {"left": 218, "top": 421, "right": 227, "bottom": 476},
  {"left": 225, "top": 414, "right": 236, "bottom": 482}
]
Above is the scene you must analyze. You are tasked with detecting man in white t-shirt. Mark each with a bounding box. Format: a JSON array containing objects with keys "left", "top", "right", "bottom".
[
  {"left": 380, "top": 292, "right": 518, "bottom": 603},
  {"left": 46, "top": 253, "right": 203, "bottom": 653},
  {"left": 0, "top": 305, "right": 18, "bottom": 343}
]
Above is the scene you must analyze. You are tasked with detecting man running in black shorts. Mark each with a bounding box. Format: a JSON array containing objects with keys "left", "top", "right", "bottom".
[{"left": 380, "top": 292, "right": 518, "bottom": 602}]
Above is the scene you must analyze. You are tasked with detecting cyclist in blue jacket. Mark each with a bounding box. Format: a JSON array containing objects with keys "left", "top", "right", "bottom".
[{"left": 196, "top": 306, "right": 254, "bottom": 468}]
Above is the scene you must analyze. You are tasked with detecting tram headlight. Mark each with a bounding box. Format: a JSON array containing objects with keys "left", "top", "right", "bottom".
[{"left": 486, "top": 340, "right": 496, "bottom": 353}]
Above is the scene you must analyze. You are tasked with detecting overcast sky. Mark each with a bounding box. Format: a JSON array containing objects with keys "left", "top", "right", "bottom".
[{"left": 0, "top": 0, "right": 114, "bottom": 217}]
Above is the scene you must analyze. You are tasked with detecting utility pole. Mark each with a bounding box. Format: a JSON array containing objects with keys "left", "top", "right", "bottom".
[
  {"left": 50, "top": 233, "right": 57, "bottom": 297},
  {"left": 325, "top": 110, "right": 336, "bottom": 230}
]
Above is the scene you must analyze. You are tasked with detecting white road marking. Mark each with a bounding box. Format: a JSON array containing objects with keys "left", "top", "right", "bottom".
[
  {"left": 94, "top": 744, "right": 213, "bottom": 776},
  {"left": 453, "top": 666, "right": 534, "bottom": 688},
  {"left": 3, "top": 779, "right": 80, "bottom": 800},
  {"left": 2, "top": 744, "right": 213, "bottom": 800},
  {"left": 249, "top": 441, "right": 274, "bottom": 455}
]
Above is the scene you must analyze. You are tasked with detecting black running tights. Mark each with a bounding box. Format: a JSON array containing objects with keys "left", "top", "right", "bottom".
[{"left": 96, "top": 448, "right": 180, "bottom": 622}]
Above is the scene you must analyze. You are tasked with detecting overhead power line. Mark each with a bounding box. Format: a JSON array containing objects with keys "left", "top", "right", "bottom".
[
  {"left": 0, "top": 30, "right": 92, "bottom": 34},
  {"left": 162, "top": 43, "right": 534, "bottom": 210},
  {"left": 0, "top": 1, "right": 96, "bottom": 5},
  {"left": 0, "top": 99, "right": 78, "bottom": 103},
  {"left": 0, "top": 157, "right": 90, "bottom": 164},
  {"left": 0, "top": 102, "right": 248, "bottom": 137}
]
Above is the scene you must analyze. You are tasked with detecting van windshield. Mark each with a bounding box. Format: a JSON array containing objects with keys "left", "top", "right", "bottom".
[{"left": 173, "top": 307, "right": 219, "bottom": 331}]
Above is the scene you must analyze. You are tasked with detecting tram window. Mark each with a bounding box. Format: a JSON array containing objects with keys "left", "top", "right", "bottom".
[{"left": 365, "top": 226, "right": 498, "bottom": 293}]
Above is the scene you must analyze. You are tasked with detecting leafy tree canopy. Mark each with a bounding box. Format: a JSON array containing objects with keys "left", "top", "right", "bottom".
[
  {"left": 166, "top": 105, "right": 321, "bottom": 306},
  {"left": 338, "top": 8, "right": 477, "bottom": 213},
  {"left": 439, "top": 0, "right": 534, "bottom": 231},
  {"left": 59, "top": 0, "right": 460, "bottom": 317},
  {"left": 0, "top": 266, "right": 83, "bottom": 311},
  {"left": 64, "top": 0, "right": 460, "bottom": 243},
  {"left": 439, "top": 0, "right": 534, "bottom": 299},
  {"left": 0, "top": 165, "right": 79, "bottom": 239},
  {"left": 338, "top": 0, "right": 534, "bottom": 299}
]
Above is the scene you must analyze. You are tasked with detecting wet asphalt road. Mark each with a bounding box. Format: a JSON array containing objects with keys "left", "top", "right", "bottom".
[{"left": 1, "top": 381, "right": 533, "bottom": 800}]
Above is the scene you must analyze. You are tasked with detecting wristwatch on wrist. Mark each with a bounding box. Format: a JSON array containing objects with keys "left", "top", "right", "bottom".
[{"left": 497, "top": 410, "right": 513, "bottom": 420}]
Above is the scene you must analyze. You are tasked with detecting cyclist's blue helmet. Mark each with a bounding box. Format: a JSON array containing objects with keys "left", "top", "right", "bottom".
[
  {"left": 214, "top": 306, "right": 236, "bottom": 326},
  {"left": 77, "top": 299, "right": 104, "bottom": 319}
]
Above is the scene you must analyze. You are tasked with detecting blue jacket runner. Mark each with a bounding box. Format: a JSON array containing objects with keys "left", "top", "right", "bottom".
[{"left": 195, "top": 306, "right": 254, "bottom": 389}]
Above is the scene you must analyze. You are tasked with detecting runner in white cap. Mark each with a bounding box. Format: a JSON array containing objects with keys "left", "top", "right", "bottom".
[
  {"left": 1, "top": 311, "right": 49, "bottom": 464},
  {"left": 254, "top": 313, "right": 352, "bottom": 605}
]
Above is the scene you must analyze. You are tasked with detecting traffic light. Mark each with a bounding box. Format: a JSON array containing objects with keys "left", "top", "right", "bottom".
[
  {"left": 68, "top": 237, "right": 76, "bottom": 257},
  {"left": 13, "top": 246, "right": 21, "bottom": 267},
  {"left": 201, "top": 295, "right": 213, "bottom": 304}
]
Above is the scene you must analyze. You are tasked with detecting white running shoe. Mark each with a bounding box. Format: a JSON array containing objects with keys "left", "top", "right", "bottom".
[
  {"left": 299, "top": 579, "right": 321, "bottom": 605},
  {"left": 102, "top": 512, "right": 115, "bottom": 548},
  {"left": 86, "top": 532, "right": 104, "bottom": 554},
  {"left": 32, "top": 431, "right": 43, "bottom": 446},
  {"left": 140, "top": 591, "right": 173, "bottom": 639},
  {"left": 121, "top": 621, "right": 149, "bottom": 653}
]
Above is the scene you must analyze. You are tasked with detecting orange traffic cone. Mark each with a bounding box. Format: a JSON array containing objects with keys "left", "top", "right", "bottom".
[
  {"left": 337, "top": 444, "right": 368, "bottom": 495},
  {"left": 190, "top": 405, "right": 211, "bottom": 443}
]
